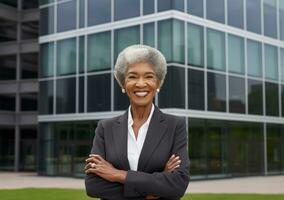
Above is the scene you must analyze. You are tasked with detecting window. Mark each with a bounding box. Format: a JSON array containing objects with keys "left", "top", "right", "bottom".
[
  {"left": 79, "top": 36, "right": 85, "bottom": 73},
  {"left": 158, "top": 19, "right": 185, "bottom": 63},
  {"left": 0, "top": 55, "right": 16, "bottom": 80},
  {"left": 206, "top": 0, "right": 224, "bottom": 23},
  {"left": 79, "top": 77, "right": 84, "bottom": 113},
  {"left": 79, "top": 0, "right": 85, "bottom": 28},
  {"left": 143, "top": 0, "right": 154, "bottom": 15},
  {"left": 0, "top": 95, "right": 15, "bottom": 111},
  {"left": 187, "top": 23, "right": 204, "bottom": 67},
  {"left": 188, "top": 69, "right": 204, "bottom": 110},
  {"left": 159, "top": 66, "right": 185, "bottom": 108},
  {"left": 187, "top": 0, "right": 203, "bottom": 17},
  {"left": 23, "top": 0, "right": 38, "bottom": 10},
  {"left": 263, "top": 0, "right": 277, "bottom": 38},
  {"left": 143, "top": 23, "right": 155, "bottom": 48},
  {"left": 20, "top": 93, "right": 37, "bottom": 111},
  {"left": 39, "top": 80, "right": 53, "bottom": 114},
  {"left": 248, "top": 79, "right": 263, "bottom": 115},
  {"left": 87, "top": 31, "right": 111, "bottom": 72},
  {"left": 265, "top": 44, "right": 278, "bottom": 81},
  {"left": 114, "top": 25, "right": 140, "bottom": 60},
  {"left": 207, "top": 28, "right": 225, "bottom": 71},
  {"left": 229, "top": 76, "right": 245, "bottom": 113},
  {"left": 247, "top": 39, "right": 262, "bottom": 77},
  {"left": 57, "top": 38, "right": 76, "bottom": 76},
  {"left": 158, "top": 0, "right": 184, "bottom": 12},
  {"left": 265, "top": 82, "right": 279, "bottom": 116},
  {"left": 0, "top": 129, "right": 15, "bottom": 170},
  {"left": 21, "top": 53, "right": 38, "bottom": 79},
  {"left": 280, "top": 1, "right": 284, "bottom": 41},
  {"left": 114, "top": 80, "right": 129, "bottom": 110},
  {"left": 228, "top": 34, "right": 244, "bottom": 74},
  {"left": 115, "top": 0, "right": 140, "bottom": 20},
  {"left": 40, "top": 6, "right": 54, "bottom": 35},
  {"left": 246, "top": 0, "right": 261, "bottom": 34},
  {"left": 56, "top": 78, "right": 76, "bottom": 114},
  {"left": 87, "top": 74, "right": 111, "bottom": 112},
  {"left": 282, "top": 85, "right": 284, "bottom": 117},
  {"left": 57, "top": 0, "right": 76, "bottom": 33},
  {"left": 88, "top": 0, "right": 111, "bottom": 26},
  {"left": 21, "top": 21, "right": 38, "bottom": 40},
  {"left": 207, "top": 72, "right": 226, "bottom": 112},
  {"left": 227, "top": 0, "right": 243, "bottom": 29},
  {"left": 40, "top": 42, "right": 54, "bottom": 78},
  {"left": 281, "top": 49, "right": 284, "bottom": 81},
  {"left": 40, "top": 0, "right": 53, "bottom": 5}
]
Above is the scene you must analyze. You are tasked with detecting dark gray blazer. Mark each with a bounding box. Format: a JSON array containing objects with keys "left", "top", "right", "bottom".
[{"left": 85, "top": 106, "right": 190, "bottom": 200}]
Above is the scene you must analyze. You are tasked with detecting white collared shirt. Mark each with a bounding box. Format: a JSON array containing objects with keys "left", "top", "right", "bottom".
[{"left": 127, "top": 104, "right": 155, "bottom": 171}]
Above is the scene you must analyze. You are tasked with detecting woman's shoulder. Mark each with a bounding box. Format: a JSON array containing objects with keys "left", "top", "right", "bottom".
[{"left": 97, "top": 111, "right": 127, "bottom": 127}]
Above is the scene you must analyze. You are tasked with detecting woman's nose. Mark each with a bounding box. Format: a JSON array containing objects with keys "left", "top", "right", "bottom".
[{"left": 135, "top": 77, "right": 147, "bottom": 87}]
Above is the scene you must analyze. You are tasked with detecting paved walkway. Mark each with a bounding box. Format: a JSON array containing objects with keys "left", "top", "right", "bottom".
[{"left": 0, "top": 172, "right": 284, "bottom": 194}]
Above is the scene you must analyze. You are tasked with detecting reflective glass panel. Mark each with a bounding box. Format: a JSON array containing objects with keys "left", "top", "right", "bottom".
[
  {"left": 158, "top": 19, "right": 185, "bottom": 63},
  {"left": 0, "top": 129, "right": 15, "bottom": 170},
  {"left": 248, "top": 79, "right": 263, "bottom": 115},
  {"left": 267, "top": 124, "right": 284, "bottom": 173},
  {"left": 57, "top": 38, "right": 76, "bottom": 76},
  {"left": 143, "top": 0, "right": 154, "bottom": 15},
  {"left": 188, "top": 23, "right": 204, "bottom": 67},
  {"left": 20, "top": 94, "right": 37, "bottom": 111},
  {"left": 0, "top": 55, "right": 16, "bottom": 80},
  {"left": 159, "top": 66, "right": 185, "bottom": 108},
  {"left": 115, "top": 0, "right": 140, "bottom": 20},
  {"left": 207, "top": 28, "right": 225, "bottom": 71},
  {"left": 229, "top": 76, "right": 245, "bottom": 113},
  {"left": 40, "top": 6, "right": 54, "bottom": 35},
  {"left": 114, "top": 80, "right": 129, "bottom": 110},
  {"left": 227, "top": 0, "right": 243, "bottom": 29},
  {"left": 280, "top": 1, "right": 284, "bottom": 41},
  {"left": 39, "top": 80, "right": 53, "bottom": 114},
  {"left": 206, "top": 0, "right": 224, "bottom": 23},
  {"left": 57, "top": 0, "right": 76, "bottom": 33},
  {"left": 79, "top": 0, "right": 85, "bottom": 28},
  {"left": 40, "top": 42, "right": 54, "bottom": 78},
  {"left": 207, "top": 72, "right": 226, "bottom": 112},
  {"left": 246, "top": 0, "right": 261, "bottom": 34},
  {"left": 88, "top": 0, "right": 111, "bottom": 26},
  {"left": 56, "top": 78, "right": 76, "bottom": 114},
  {"left": 265, "top": 44, "right": 278, "bottom": 81},
  {"left": 79, "top": 77, "right": 84, "bottom": 113},
  {"left": 158, "top": 0, "right": 184, "bottom": 12},
  {"left": 188, "top": 69, "right": 204, "bottom": 110},
  {"left": 187, "top": 0, "right": 203, "bottom": 17},
  {"left": 87, "top": 31, "right": 111, "bottom": 72},
  {"left": 282, "top": 85, "right": 284, "bottom": 117},
  {"left": 143, "top": 23, "right": 155, "bottom": 48},
  {"left": 79, "top": 36, "right": 85, "bottom": 73},
  {"left": 21, "top": 53, "right": 38, "bottom": 79},
  {"left": 263, "top": 0, "right": 277, "bottom": 38},
  {"left": 265, "top": 82, "right": 279, "bottom": 116},
  {"left": 114, "top": 26, "right": 140, "bottom": 60},
  {"left": 228, "top": 34, "right": 244, "bottom": 74},
  {"left": 247, "top": 39, "right": 262, "bottom": 77},
  {"left": 281, "top": 48, "right": 284, "bottom": 81},
  {"left": 0, "top": 95, "right": 15, "bottom": 111},
  {"left": 87, "top": 74, "right": 111, "bottom": 112}
]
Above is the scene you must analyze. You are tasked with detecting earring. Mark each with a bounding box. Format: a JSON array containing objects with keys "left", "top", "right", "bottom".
[
  {"left": 122, "top": 88, "right": 126, "bottom": 93},
  {"left": 156, "top": 88, "right": 160, "bottom": 93}
]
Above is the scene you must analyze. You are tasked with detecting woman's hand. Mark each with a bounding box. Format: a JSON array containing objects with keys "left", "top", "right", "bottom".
[
  {"left": 85, "top": 154, "right": 127, "bottom": 183},
  {"left": 164, "top": 154, "right": 181, "bottom": 172}
]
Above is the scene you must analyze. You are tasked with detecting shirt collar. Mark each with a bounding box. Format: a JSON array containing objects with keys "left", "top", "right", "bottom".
[{"left": 128, "top": 104, "right": 155, "bottom": 127}]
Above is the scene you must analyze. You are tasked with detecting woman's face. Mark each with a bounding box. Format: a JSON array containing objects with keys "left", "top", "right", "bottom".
[{"left": 123, "top": 62, "right": 160, "bottom": 108}]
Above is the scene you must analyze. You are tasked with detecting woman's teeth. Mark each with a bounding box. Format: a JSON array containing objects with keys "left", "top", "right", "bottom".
[{"left": 135, "top": 92, "right": 148, "bottom": 97}]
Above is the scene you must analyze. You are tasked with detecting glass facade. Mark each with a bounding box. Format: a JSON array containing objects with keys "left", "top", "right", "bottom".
[{"left": 38, "top": 0, "right": 284, "bottom": 179}]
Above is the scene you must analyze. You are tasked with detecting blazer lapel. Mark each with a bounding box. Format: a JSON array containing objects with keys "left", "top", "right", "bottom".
[
  {"left": 112, "top": 111, "right": 130, "bottom": 170},
  {"left": 137, "top": 107, "right": 168, "bottom": 171}
]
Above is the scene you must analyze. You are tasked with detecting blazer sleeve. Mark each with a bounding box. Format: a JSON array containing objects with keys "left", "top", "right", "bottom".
[
  {"left": 124, "top": 118, "right": 190, "bottom": 199},
  {"left": 85, "top": 121, "right": 124, "bottom": 199}
]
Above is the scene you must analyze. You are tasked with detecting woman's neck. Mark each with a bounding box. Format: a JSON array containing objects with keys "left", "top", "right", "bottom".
[{"left": 130, "top": 103, "right": 153, "bottom": 122}]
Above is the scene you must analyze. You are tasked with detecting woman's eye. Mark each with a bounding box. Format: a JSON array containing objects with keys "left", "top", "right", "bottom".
[{"left": 128, "top": 76, "right": 136, "bottom": 79}]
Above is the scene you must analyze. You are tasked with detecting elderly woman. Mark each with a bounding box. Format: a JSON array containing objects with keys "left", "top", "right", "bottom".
[{"left": 85, "top": 45, "right": 190, "bottom": 200}]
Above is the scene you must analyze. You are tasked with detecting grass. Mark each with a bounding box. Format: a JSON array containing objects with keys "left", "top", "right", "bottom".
[{"left": 0, "top": 189, "right": 284, "bottom": 200}]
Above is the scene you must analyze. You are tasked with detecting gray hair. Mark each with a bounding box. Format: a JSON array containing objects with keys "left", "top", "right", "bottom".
[{"left": 114, "top": 44, "right": 167, "bottom": 88}]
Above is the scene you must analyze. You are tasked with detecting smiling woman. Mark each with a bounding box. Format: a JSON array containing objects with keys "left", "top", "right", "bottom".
[{"left": 84, "top": 45, "right": 190, "bottom": 200}]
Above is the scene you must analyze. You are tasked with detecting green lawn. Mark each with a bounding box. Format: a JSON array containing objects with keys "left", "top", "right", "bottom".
[{"left": 0, "top": 189, "right": 284, "bottom": 200}]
